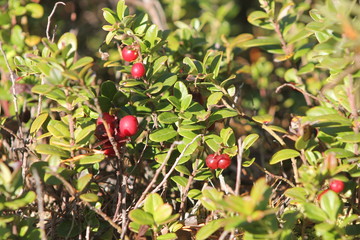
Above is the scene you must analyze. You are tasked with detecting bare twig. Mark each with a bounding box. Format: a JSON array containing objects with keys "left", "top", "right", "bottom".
[
  {"left": 46, "top": 2, "right": 66, "bottom": 41},
  {"left": 276, "top": 83, "right": 319, "bottom": 105},
  {"left": 33, "top": 169, "right": 47, "bottom": 240},
  {"left": 235, "top": 138, "right": 243, "bottom": 195},
  {"left": 253, "top": 162, "right": 295, "bottom": 188},
  {"left": 346, "top": 75, "right": 359, "bottom": 155},
  {"left": 151, "top": 135, "right": 203, "bottom": 194}
]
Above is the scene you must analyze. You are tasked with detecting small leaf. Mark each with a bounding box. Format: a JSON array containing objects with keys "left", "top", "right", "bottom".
[
  {"left": 102, "top": 8, "right": 117, "bottom": 24},
  {"left": 180, "top": 94, "right": 193, "bottom": 111},
  {"left": 270, "top": 149, "right": 300, "bottom": 165},
  {"left": 35, "top": 144, "right": 70, "bottom": 158},
  {"left": 153, "top": 204, "right": 173, "bottom": 224},
  {"left": 58, "top": 32, "right": 77, "bottom": 53},
  {"left": 79, "top": 154, "right": 105, "bottom": 165},
  {"left": 183, "top": 57, "right": 198, "bottom": 74},
  {"left": 30, "top": 113, "right": 48, "bottom": 134},
  {"left": 207, "top": 92, "right": 223, "bottom": 109},
  {"left": 25, "top": 3, "right": 44, "bottom": 18},
  {"left": 303, "top": 203, "right": 328, "bottom": 222},
  {"left": 116, "top": 0, "right": 127, "bottom": 20},
  {"left": 209, "top": 54, "right": 222, "bottom": 78},
  {"left": 4, "top": 191, "right": 36, "bottom": 210},
  {"left": 208, "top": 109, "right": 238, "bottom": 124},
  {"left": 157, "top": 233, "right": 177, "bottom": 240},
  {"left": 188, "top": 189, "right": 202, "bottom": 200},
  {"left": 101, "top": 80, "right": 117, "bottom": 100},
  {"left": 242, "top": 134, "right": 259, "bottom": 150},
  {"left": 320, "top": 190, "right": 342, "bottom": 223},
  {"left": 284, "top": 187, "right": 307, "bottom": 203},
  {"left": 70, "top": 56, "right": 94, "bottom": 70},
  {"left": 220, "top": 127, "right": 235, "bottom": 147},
  {"left": 129, "top": 209, "right": 154, "bottom": 226},
  {"left": 196, "top": 219, "right": 224, "bottom": 240},
  {"left": 158, "top": 112, "right": 178, "bottom": 124},
  {"left": 80, "top": 193, "right": 99, "bottom": 202},
  {"left": 144, "top": 193, "right": 163, "bottom": 215},
  {"left": 149, "top": 128, "right": 177, "bottom": 142},
  {"left": 324, "top": 148, "right": 354, "bottom": 158},
  {"left": 171, "top": 176, "right": 188, "bottom": 187},
  {"left": 339, "top": 133, "right": 360, "bottom": 143},
  {"left": 76, "top": 174, "right": 92, "bottom": 192},
  {"left": 152, "top": 56, "right": 168, "bottom": 75}
]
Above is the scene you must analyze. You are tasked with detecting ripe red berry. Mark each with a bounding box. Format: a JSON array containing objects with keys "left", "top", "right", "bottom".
[
  {"left": 329, "top": 179, "right": 344, "bottom": 193},
  {"left": 217, "top": 154, "right": 231, "bottom": 169},
  {"left": 122, "top": 46, "right": 138, "bottom": 62},
  {"left": 205, "top": 154, "right": 218, "bottom": 170},
  {"left": 96, "top": 112, "right": 115, "bottom": 126},
  {"left": 95, "top": 113, "right": 116, "bottom": 139},
  {"left": 103, "top": 147, "right": 115, "bottom": 156},
  {"left": 118, "top": 115, "right": 138, "bottom": 138},
  {"left": 131, "top": 63, "right": 146, "bottom": 78}
]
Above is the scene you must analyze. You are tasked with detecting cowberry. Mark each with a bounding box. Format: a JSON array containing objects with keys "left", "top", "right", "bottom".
[
  {"left": 131, "top": 63, "right": 146, "bottom": 78},
  {"left": 217, "top": 154, "right": 231, "bottom": 169},
  {"left": 329, "top": 179, "right": 344, "bottom": 193},
  {"left": 95, "top": 113, "right": 116, "bottom": 140},
  {"left": 205, "top": 154, "right": 218, "bottom": 170},
  {"left": 118, "top": 115, "right": 138, "bottom": 138},
  {"left": 122, "top": 46, "right": 138, "bottom": 62}
]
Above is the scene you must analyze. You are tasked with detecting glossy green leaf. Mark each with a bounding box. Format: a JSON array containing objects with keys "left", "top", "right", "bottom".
[
  {"left": 196, "top": 219, "right": 225, "bottom": 240},
  {"left": 208, "top": 109, "right": 238, "bottom": 124},
  {"left": 339, "top": 133, "right": 360, "bottom": 143},
  {"left": 25, "top": 3, "right": 44, "bottom": 18},
  {"left": 152, "top": 56, "right": 168, "bottom": 75},
  {"left": 270, "top": 149, "right": 300, "bottom": 165},
  {"left": 30, "top": 112, "right": 48, "bottom": 134},
  {"left": 180, "top": 94, "right": 193, "bottom": 111},
  {"left": 70, "top": 56, "right": 94, "bottom": 70},
  {"left": 116, "top": 0, "right": 126, "bottom": 20},
  {"left": 171, "top": 176, "right": 188, "bottom": 187},
  {"left": 220, "top": 127, "right": 235, "bottom": 147},
  {"left": 324, "top": 148, "right": 354, "bottom": 158},
  {"left": 35, "top": 144, "right": 70, "bottom": 158},
  {"left": 158, "top": 112, "right": 178, "bottom": 124},
  {"left": 4, "top": 191, "right": 36, "bottom": 210},
  {"left": 144, "top": 193, "right": 163, "bottom": 215},
  {"left": 76, "top": 174, "right": 92, "bottom": 192},
  {"left": 75, "top": 124, "right": 96, "bottom": 144},
  {"left": 80, "top": 193, "right": 99, "bottom": 202},
  {"left": 209, "top": 54, "right": 222, "bottom": 78},
  {"left": 79, "top": 154, "right": 105, "bottom": 165},
  {"left": 207, "top": 92, "right": 223, "bottom": 109},
  {"left": 320, "top": 190, "right": 342, "bottom": 223},
  {"left": 153, "top": 203, "right": 173, "bottom": 224},
  {"left": 183, "top": 57, "right": 198, "bottom": 74},
  {"left": 144, "top": 24, "right": 158, "bottom": 47},
  {"left": 157, "top": 233, "right": 177, "bottom": 240},
  {"left": 149, "top": 128, "right": 177, "bottom": 142},
  {"left": 129, "top": 209, "right": 154, "bottom": 226},
  {"left": 242, "top": 37, "right": 280, "bottom": 48},
  {"left": 58, "top": 32, "right": 77, "bottom": 53},
  {"left": 102, "top": 8, "right": 117, "bottom": 24},
  {"left": 205, "top": 134, "right": 223, "bottom": 152},
  {"left": 188, "top": 189, "right": 202, "bottom": 200},
  {"left": 284, "top": 187, "right": 307, "bottom": 203},
  {"left": 101, "top": 80, "right": 117, "bottom": 100},
  {"left": 47, "top": 120, "right": 70, "bottom": 138},
  {"left": 242, "top": 133, "right": 259, "bottom": 150},
  {"left": 303, "top": 203, "right": 328, "bottom": 222}
]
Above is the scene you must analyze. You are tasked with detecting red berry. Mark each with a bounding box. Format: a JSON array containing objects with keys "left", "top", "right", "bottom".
[
  {"left": 119, "top": 115, "right": 138, "bottom": 138},
  {"left": 95, "top": 113, "right": 116, "bottom": 139},
  {"left": 329, "top": 179, "right": 344, "bottom": 193},
  {"left": 131, "top": 63, "right": 146, "bottom": 78},
  {"left": 96, "top": 112, "right": 115, "bottom": 126},
  {"left": 206, "top": 154, "right": 218, "bottom": 170},
  {"left": 217, "top": 154, "right": 231, "bottom": 169},
  {"left": 103, "top": 147, "right": 115, "bottom": 156},
  {"left": 122, "top": 46, "right": 138, "bottom": 62}
]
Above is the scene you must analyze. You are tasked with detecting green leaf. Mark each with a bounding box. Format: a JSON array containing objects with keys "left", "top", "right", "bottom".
[
  {"left": 4, "top": 191, "right": 36, "bottom": 210},
  {"left": 270, "top": 149, "right": 300, "bottom": 165},
  {"left": 70, "top": 56, "right": 93, "bottom": 70},
  {"left": 303, "top": 203, "right": 328, "bottom": 222},
  {"left": 247, "top": 11, "right": 273, "bottom": 30},
  {"left": 116, "top": 0, "right": 126, "bottom": 20},
  {"left": 196, "top": 219, "right": 224, "bottom": 240},
  {"left": 167, "top": 96, "right": 181, "bottom": 110},
  {"left": 75, "top": 124, "right": 96, "bottom": 144},
  {"left": 208, "top": 109, "right": 238, "bottom": 124},
  {"left": 242, "top": 37, "right": 280, "bottom": 48},
  {"left": 30, "top": 112, "right": 48, "bottom": 134},
  {"left": 76, "top": 174, "right": 92, "bottom": 192},
  {"left": 152, "top": 56, "right": 168, "bottom": 75},
  {"left": 58, "top": 32, "right": 77, "bottom": 53},
  {"left": 102, "top": 8, "right": 117, "bottom": 24},
  {"left": 101, "top": 80, "right": 117, "bottom": 100},
  {"left": 252, "top": 114, "right": 273, "bottom": 124},
  {"left": 183, "top": 57, "right": 198, "bottom": 74},
  {"left": 79, "top": 154, "right": 105, "bottom": 165},
  {"left": 80, "top": 193, "right": 99, "bottom": 202},
  {"left": 129, "top": 209, "right": 154, "bottom": 226},
  {"left": 209, "top": 54, "right": 222, "bottom": 78},
  {"left": 153, "top": 203, "right": 173, "bottom": 224},
  {"left": 35, "top": 144, "right": 70, "bottom": 158},
  {"left": 25, "top": 3, "right": 44, "bottom": 18},
  {"left": 180, "top": 94, "right": 193, "bottom": 111},
  {"left": 220, "top": 127, "right": 235, "bottom": 147},
  {"left": 339, "top": 133, "right": 360, "bottom": 143},
  {"left": 144, "top": 24, "right": 158, "bottom": 47},
  {"left": 144, "top": 193, "right": 163, "bottom": 215},
  {"left": 207, "top": 92, "right": 223, "bottom": 109},
  {"left": 320, "top": 190, "right": 342, "bottom": 223},
  {"left": 242, "top": 134, "right": 259, "bottom": 150},
  {"left": 188, "top": 189, "right": 202, "bottom": 200},
  {"left": 205, "top": 134, "right": 223, "bottom": 152},
  {"left": 171, "top": 176, "right": 188, "bottom": 187},
  {"left": 175, "top": 165, "right": 190, "bottom": 175},
  {"left": 150, "top": 128, "right": 177, "bottom": 142},
  {"left": 174, "top": 81, "right": 188, "bottom": 100},
  {"left": 325, "top": 148, "right": 354, "bottom": 158},
  {"left": 47, "top": 120, "right": 70, "bottom": 138},
  {"left": 157, "top": 233, "right": 177, "bottom": 240},
  {"left": 158, "top": 112, "right": 178, "bottom": 124},
  {"left": 284, "top": 187, "right": 307, "bottom": 203}
]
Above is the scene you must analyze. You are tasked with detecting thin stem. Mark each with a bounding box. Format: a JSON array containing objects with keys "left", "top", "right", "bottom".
[
  {"left": 253, "top": 162, "right": 295, "bottom": 188},
  {"left": 151, "top": 135, "right": 202, "bottom": 194},
  {"left": 235, "top": 138, "right": 243, "bottom": 195},
  {"left": 33, "top": 169, "right": 47, "bottom": 240},
  {"left": 346, "top": 75, "right": 359, "bottom": 155},
  {"left": 46, "top": 2, "right": 66, "bottom": 40}
]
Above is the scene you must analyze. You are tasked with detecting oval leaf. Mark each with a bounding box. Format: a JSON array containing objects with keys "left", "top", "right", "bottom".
[{"left": 270, "top": 149, "right": 300, "bottom": 165}]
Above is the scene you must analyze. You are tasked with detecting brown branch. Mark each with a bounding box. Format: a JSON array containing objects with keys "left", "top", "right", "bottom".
[
  {"left": 235, "top": 138, "right": 243, "bottom": 195},
  {"left": 253, "top": 162, "right": 295, "bottom": 188}
]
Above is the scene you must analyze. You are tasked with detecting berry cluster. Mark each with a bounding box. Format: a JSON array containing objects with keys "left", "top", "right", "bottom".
[
  {"left": 95, "top": 112, "right": 138, "bottom": 156},
  {"left": 121, "top": 46, "right": 146, "bottom": 79},
  {"left": 317, "top": 179, "right": 345, "bottom": 201},
  {"left": 205, "top": 154, "right": 231, "bottom": 170}
]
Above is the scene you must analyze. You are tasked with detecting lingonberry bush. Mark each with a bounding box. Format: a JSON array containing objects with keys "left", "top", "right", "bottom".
[{"left": 0, "top": 0, "right": 360, "bottom": 239}]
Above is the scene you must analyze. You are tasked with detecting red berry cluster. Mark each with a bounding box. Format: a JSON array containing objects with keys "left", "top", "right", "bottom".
[
  {"left": 95, "top": 112, "right": 138, "bottom": 156},
  {"left": 205, "top": 154, "right": 231, "bottom": 170},
  {"left": 121, "top": 46, "right": 146, "bottom": 79},
  {"left": 317, "top": 179, "right": 345, "bottom": 201}
]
